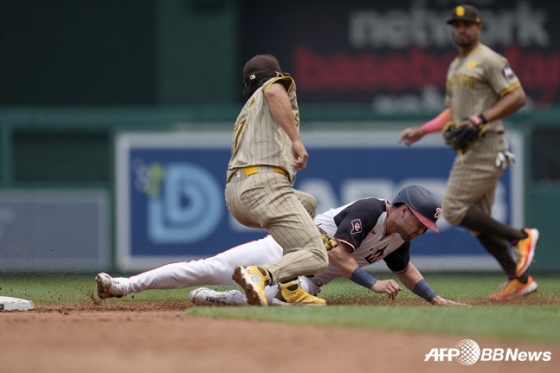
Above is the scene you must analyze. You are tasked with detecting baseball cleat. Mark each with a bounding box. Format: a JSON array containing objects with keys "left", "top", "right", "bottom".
[
  {"left": 189, "top": 287, "right": 247, "bottom": 306},
  {"left": 95, "top": 272, "right": 127, "bottom": 299},
  {"left": 272, "top": 280, "right": 326, "bottom": 306},
  {"left": 489, "top": 276, "right": 537, "bottom": 301},
  {"left": 232, "top": 266, "right": 270, "bottom": 306},
  {"left": 515, "top": 228, "right": 539, "bottom": 277}
]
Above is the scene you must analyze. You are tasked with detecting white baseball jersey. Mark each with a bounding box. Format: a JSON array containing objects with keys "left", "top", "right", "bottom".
[
  {"left": 312, "top": 197, "right": 410, "bottom": 286},
  {"left": 115, "top": 197, "right": 410, "bottom": 303}
]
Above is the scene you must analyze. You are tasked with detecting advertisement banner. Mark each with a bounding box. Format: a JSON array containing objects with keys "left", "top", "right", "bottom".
[
  {"left": 0, "top": 190, "right": 109, "bottom": 272},
  {"left": 241, "top": 0, "right": 560, "bottom": 108},
  {"left": 116, "top": 130, "right": 523, "bottom": 272}
]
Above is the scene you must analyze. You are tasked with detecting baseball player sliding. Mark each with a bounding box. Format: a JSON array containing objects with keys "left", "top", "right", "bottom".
[
  {"left": 96, "top": 185, "right": 464, "bottom": 307},
  {"left": 398, "top": 4, "right": 538, "bottom": 301}
]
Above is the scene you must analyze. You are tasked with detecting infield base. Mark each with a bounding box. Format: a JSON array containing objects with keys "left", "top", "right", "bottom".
[{"left": 0, "top": 296, "right": 34, "bottom": 311}]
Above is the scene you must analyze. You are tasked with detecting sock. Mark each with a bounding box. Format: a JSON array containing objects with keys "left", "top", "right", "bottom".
[
  {"left": 476, "top": 234, "right": 516, "bottom": 277},
  {"left": 279, "top": 278, "right": 299, "bottom": 292},
  {"left": 460, "top": 206, "right": 526, "bottom": 243},
  {"left": 257, "top": 266, "right": 272, "bottom": 285},
  {"left": 510, "top": 229, "right": 529, "bottom": 246}
]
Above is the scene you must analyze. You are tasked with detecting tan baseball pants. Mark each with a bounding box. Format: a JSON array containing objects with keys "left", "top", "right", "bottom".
[
  {"left": 442, "top": 133, "right": 509, "bottom": 226},
  {"left": 225, "top": 166, "right": 328, "bottom": 283}
]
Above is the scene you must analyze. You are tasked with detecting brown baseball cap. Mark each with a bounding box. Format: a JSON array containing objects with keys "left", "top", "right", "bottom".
[
  {"left": 446, "top": 5, "right": 482, "bottom": 24},
  {"left": 242, "top": 54, "right": 286, "bottom": 84}
]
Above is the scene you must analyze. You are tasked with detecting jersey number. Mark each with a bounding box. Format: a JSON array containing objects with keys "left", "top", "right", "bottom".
[
  {"left": 364, "top": 245, "right": 387, "bottom": 264},
  {"left": 232, "top": 116, "right": 247, "bottom": 153}
]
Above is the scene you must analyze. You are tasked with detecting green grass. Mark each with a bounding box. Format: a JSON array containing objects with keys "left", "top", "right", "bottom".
[
  {"left": 1, "top": 273, "right": 559, "bottom": 343},
  {"left": 186, "top": 274, "right": 560, "bottom": 344},
  {"left": 0, "top": 274, "right": 190, "bottom": 303},
  {"left": 320, "top": 273, "right": 559, "bottom": 302},
  {"left": 187, "top": 306, "right": 560, "bottom": 343}
]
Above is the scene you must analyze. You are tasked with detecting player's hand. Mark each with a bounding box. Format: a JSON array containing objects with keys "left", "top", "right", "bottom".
[
  {"left": 398, "top": 127, "right": 424, "bottom": 146},
  {"left": 291, "top": 139, "right": 308, "bottom": 171},
  {"left": 430, "top": 295, "right": 468, "bottom": 306},
  {"left": 372, "top": 279, "right": 401, "bottom": 300},
  {"left": 458, "top": 115, "right": 486, "bottom": 128}
]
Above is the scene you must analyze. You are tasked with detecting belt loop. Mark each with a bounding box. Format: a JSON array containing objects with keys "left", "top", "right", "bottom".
[{"left": 272, "top": 166, "right": 287, "bottom": 175}]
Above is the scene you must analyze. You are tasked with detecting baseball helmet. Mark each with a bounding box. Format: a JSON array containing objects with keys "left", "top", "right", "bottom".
[
  {"left": 243, "top": 54, "right": 282, "bottom": 84},
  {"left": 392, "top": 185, "right": 442, "bottom": 233}
]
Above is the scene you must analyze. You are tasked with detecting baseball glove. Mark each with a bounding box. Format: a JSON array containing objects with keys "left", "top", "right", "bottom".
[
  {"left": 318, "top": 226, "right": 339, "bottom": 251},
  {"left": 442, "top": 119, "right": 487, "bottom": 153}
]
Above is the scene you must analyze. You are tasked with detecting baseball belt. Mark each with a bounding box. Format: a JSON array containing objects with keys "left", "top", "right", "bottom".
[
  {"left": 242, "top": 166, "right": 287, "bottom": 176},
  {"left": 228, "top": 166, "right": 287, "bottom": 182}
]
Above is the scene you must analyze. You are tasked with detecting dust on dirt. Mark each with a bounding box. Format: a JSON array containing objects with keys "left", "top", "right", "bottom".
[{"left": 1, "top": 301, "right": 558, "bottom": 373}]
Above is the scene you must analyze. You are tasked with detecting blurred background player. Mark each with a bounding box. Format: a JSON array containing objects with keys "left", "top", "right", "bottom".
[
  {"left": 96, "top": 185, "right": 464, "bottom": 307},
  {"left": 398, "top": 4, "right": 538, "bottom": 301}
]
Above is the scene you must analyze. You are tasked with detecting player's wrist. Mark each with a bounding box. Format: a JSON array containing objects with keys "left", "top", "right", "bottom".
[
  {"left": 469, "top": 114, "right": 488, "bottom": 126},
  {"left": 350, "top": 267, "right": 377, "bottom": 290},
  {"left": 412, "top": 279, "right": 437, "bottom": 302}
]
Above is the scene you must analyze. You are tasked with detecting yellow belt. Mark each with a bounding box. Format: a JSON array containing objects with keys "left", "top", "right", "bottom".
[{"left": 243, "top": 166, "right": 287, "bottom": 176}]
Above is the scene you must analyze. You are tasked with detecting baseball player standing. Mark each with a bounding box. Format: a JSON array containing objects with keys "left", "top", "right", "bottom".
[
  {"left": 398, "top": 5, "right": 538, "bottom": 301},
  {"left": 226, "top": 54, "right": 328, "bottom": 306}
]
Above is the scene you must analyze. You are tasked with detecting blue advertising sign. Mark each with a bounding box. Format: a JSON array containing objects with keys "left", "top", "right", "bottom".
[{"left": 116, "top": 131, "right": 523, "bottom": 272}]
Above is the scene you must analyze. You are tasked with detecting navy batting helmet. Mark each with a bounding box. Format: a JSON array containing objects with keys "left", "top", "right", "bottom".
[{"left": 392, "top": 185, "right": 442, "bottom": 233}]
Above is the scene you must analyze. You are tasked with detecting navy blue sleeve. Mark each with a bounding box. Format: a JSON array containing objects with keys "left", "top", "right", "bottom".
[
  {"left": 333, "top": 198, "right": 386, "bottom": 251},
  {"left": 383, "top": 242, "right": 411, "bottom": 273}
]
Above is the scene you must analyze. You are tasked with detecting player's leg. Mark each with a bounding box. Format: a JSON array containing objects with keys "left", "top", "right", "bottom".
[
  {"left": 293, "top": 189, "right": 317, "bottom": 218},
  {"left": 190, "top": 275, "right": 321, "bottom": 306},
  {"left": 461, "top": 186, "right": 520, "bottom": 281},
  {"left": 188, "top": 287, "right": 249, "bottom": 306},
  {"left": 96, "top": 235, "right": 283, "bottom": 299},
  {"left": 476, "top": 233, "right": 517, "bottom": 278},
  {"left": 228, "top": 173, "right": 327, "bottom": 305},
  {"left": 191, "top": 282, "right": 283, "bottom": 306},
  {"left": 249, "top": 174, "right": 327, "bottom": 281},
  {"left": 448, "top": 136, "right": 537, "bottom": 277},
  {"left": 460, "top": 206, "right": 527, "bottom": 243},
  {"left": 258, "top": 176, "right": 328, "bottom": 306},
  {"left": 441, "top": 134, "right": 504, "bottom": 226},
  {"left": 472, "top": 191, "right": 539, "bottom": 300},
  {"left": 442, "top": 135, "right": 538, "bottom": 299},
  {"left": 443, "top": 135, "right": 525, "bottom": 239},
  {"left": 469, "top": 209, "right": 538, "bottom": 300}
]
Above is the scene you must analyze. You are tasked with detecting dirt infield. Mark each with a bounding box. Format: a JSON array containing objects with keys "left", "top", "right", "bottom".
[{"left": 1, "top": 302, "right": 558, "bottom": 373}]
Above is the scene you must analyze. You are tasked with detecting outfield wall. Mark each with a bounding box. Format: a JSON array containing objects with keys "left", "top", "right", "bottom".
[
  {"left": 0, "top": 108, "right": 558, "bottom": 274},
  {"left": 113, "top": 130, "right": 521, "bottom": 273}
]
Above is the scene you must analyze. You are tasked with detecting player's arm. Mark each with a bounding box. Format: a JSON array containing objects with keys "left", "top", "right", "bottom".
[
  {"left": 328, "top": 242, "right": 401, "bottom": 300},
  {"left": 394, "top": 262, "right": 466, "bottom": 306},
  {"left": 264, "top": 81, "right": 308, "bottom": 171},
  {"left": 479, "top": 86, "right": 526, "bottom": 123},
  {"left": 398, "top": 108, "right": 452, "bottom": 146},
  {"left": 456, "top": 85, "right": 526, "bottom": 129}
]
